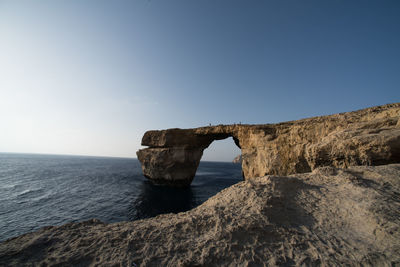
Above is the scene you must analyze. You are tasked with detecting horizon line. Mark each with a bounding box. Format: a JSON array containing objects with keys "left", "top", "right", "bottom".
[{"left": 0, "top": 151, "right": 236, "bottom": 163}]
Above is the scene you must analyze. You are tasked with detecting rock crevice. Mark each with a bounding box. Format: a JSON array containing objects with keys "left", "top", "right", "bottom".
[{"left": 137, "top": 103, "right": 400, "bottom": 186}]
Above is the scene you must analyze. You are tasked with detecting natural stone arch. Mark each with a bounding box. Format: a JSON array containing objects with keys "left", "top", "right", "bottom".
[
  {"left": 136, "top": 128, "right": 242, "bottom": 187},
  {"left": 137, "top": 103, "right": 400, "bottom": 187}
]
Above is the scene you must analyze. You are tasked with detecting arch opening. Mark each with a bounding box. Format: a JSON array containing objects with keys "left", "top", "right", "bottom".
[
  {"left": 191, "top": 136, "right": 243, "bottom": 189},
  {"left": 201, "top": 137, "right": 241, "bottom": 163}
]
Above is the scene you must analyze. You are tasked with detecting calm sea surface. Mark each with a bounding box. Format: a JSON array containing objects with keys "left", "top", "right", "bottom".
[{"left": 0, "top": 153, "right": 242, "bottom": 241}]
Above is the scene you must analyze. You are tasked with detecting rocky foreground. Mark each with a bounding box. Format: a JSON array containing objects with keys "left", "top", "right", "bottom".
[{"left": 1, "top": 164, "right": 399, "bottom": 266}]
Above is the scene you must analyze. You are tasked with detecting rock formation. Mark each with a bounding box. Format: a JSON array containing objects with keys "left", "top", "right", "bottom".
[
  {"left": 137, "top": 103, "right": 400, "bottom": 186},
  {"left": 2, "top": 164, "right": 400, "bottom": 266},
  {"left": 2, "top": 103, "right": 400, "bottom": 266},
  {"left": 232, "top": 154, "right": 242, "bottom": 164}
]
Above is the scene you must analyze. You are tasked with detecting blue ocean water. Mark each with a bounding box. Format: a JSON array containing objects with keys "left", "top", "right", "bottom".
[{"left": 0, "top": 153, "right": 242, "bottom": 241}]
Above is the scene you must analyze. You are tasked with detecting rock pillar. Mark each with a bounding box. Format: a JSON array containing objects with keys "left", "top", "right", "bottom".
[{"left": 136, "top": 147, "right": 205, "bottom": 187}]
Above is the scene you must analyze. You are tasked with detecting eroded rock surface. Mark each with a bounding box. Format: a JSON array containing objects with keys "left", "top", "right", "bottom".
[
  {"left": 137, "top": 103, "right": 400, "bottom": 186},
  {"left": 2, "top": 164, "right": 400, "bottom": 266}
]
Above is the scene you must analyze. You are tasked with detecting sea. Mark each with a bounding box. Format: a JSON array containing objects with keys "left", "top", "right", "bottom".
[{"left": 0, "top": 153, "right": 242, "bottom": 242}]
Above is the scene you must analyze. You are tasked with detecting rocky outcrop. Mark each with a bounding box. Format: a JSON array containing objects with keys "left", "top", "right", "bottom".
[
  {"left": 232, "top": 154, "right": 242, "bottom": 164},
  {"left": 2, "top": 164, "right": 400, "bottom": 266},
  {"left": 137, "top": 103, "right": 400, "bottom": 186},
  {"left": 137, "top": 129, "right": 235, "bottom": 186}
]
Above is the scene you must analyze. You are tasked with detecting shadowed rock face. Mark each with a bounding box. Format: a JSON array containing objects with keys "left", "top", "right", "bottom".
[{"left": 137, "top": 103, "right": 400, "bottom": 186}]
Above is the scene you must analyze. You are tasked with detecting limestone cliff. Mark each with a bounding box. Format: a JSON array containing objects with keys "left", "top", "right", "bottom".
[{"left": 137, "top": 103, "right": 400, "bottom": 186}]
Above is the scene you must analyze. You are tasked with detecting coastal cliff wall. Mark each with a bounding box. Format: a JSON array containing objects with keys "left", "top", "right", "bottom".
[{"left": 137, "top": 103, "right": 400, "bottom": 186}]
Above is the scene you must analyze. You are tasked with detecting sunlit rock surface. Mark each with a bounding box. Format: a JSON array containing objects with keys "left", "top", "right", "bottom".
[{"left": 137, "top": 103, "right": 400, "bottom": 186}]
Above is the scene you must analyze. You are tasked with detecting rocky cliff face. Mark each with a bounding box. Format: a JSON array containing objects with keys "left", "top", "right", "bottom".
[
  {"left": 232, "top": 154, "right": 242, "bottom": 164},
  {"left": 137, "top": 103, "right": 400, "bottom": 186}
]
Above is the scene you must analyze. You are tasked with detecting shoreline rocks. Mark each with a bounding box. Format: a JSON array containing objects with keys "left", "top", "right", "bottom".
[{"left": 232, "top": 154, "right": 242, "bottom": 164}]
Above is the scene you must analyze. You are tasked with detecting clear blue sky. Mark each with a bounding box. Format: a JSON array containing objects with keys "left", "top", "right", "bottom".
[{"left": 1, "top": 0, "right": 399, "bottom": 161}]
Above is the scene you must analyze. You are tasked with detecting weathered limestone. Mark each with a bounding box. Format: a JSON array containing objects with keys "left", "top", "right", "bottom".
[{"left": 137, "top": 103, "right": 400, "bottom": 186}]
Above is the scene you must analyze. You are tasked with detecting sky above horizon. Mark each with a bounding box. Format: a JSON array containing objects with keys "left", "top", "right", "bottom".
[{"left": 1, "top": 0, "right": 399, "bottom": 161}]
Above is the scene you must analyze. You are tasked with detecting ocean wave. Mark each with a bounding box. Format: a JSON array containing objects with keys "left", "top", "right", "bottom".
[{"left": 14, "top": 188, "right": 44, "bottom": 198}]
